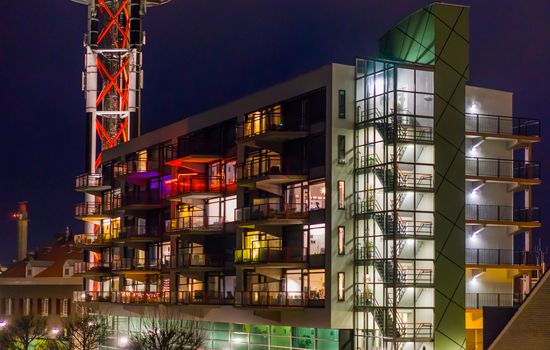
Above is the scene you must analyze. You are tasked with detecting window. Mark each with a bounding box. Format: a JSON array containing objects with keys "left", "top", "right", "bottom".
[
  {"left": 23, "top": 298, "right": 31, "bottom": 316},
  {"left": 61, "top": 299, "right": 69, "bottom": 317},
  {"left": 42, "top": 298, "right": 49, "bottom": 316},
  {"left": 337, "top": 135, "right": 346, "bottom": 164},
  {"left": 338, "top": 90, "right": 346, "bottom": 119},
  {"left": 338, "top": 226, "right": 345, "bottom": 255},
  {"left": 338, "top": 181, "right": 345, "bottom": 209},
  {"left": 338, "top": 272, "right": 345, "bottom": 301},
  {"left": 5, "top": 298, "right": 12, "bottom": 316},
  {"left": 26, "top": 269, "right": 32, "bottom": 277}
]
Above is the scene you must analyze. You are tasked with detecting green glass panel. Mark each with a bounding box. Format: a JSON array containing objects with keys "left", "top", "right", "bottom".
[
  {"left": 250, "top": 324, "right": 269, "bottom": 334},
  {"left": 250, "top": 345, "right": 268, "bottom": 350},
  {"left": 212, "top": 331, "right": 230, "bottom": 340},
  {"left": 231, "top": 323, "right": 246, "bottom": 332},
  {"left": 293, "top": 327, "right": 315, "bottom": 338},
  {"left": 231, "top": 332, "right": 248, "bottom": 343},
  {"left": 214, "top": 322, "right": 230, "bottom": 331},
  {"left": 231, "top": 343, "right": 248, "bottom": 350},
  {"left": 213, "top": 340, "right": 229, "bottom": 349},
  {"left": 250, "top": 334, "right": 268, "bottom": 344},
  {"left": 271, "top": 336, "right": 291, "bottom": 347},
  {"left": 293, "top": 337, "right": 315, "bottom": 349},
  {"left": 316, "top": 340, "right": 339, "bottom": 350},
  {"left": 270, "top": 326, "right": 291, "bottom": 336},
  {"left": 316, "top": 329, "right": 338, "bottom": 341}
]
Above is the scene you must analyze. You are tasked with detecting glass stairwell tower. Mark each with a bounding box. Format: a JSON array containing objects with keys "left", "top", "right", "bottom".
[{"left": 354, "top": 58, "right": 436, "bottom": 350}]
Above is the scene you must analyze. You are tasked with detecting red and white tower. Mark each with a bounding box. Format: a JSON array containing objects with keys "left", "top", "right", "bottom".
[{"left": 71, "top": 0, "right": 172, "bottom": 172}]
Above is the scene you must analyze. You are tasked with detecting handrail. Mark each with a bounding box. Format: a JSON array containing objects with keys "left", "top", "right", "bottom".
[
  {"left": 236, "top": 111, "right": 306, "bottom": 140},
  {"left": 114, "top": 159, "right": 160, "bottom": 177},
  {"left": 234, "top": 246, "right": 307, "bottom": 264},
  {"left": 236, "top": 155, "right": 284, "bottom": 181},
  {"left": 465, "top": 157, "right": 540, "bottom": 179},
  {"left": 466, "top": 248, "right": 540, "bottom": 266},
  {"left": 164, "top": 216, "right": 224, "bottom": 233},
  {"left": 165, "top": 175, "right": 224, "bottom": 196},
  {"left": 235, "top": 203, "right": 307, "bottom": 222},
  {"left": 465, "top": 113, "right": 540, "bottom": 137},
  {"left": 75, "top": 173, "right": 104, "bottom": 189},
  {"left": 466, "top": 292, "right": 517, "bottom": 309},
  {"left": 236, "top": 291, "right": 323, "bottom": 307},
  {"left": 465, "top": 204, "right": 540, "bottom": 222},
  {"left": 74, "top": 202, "right": 104, "bottom": 217}
]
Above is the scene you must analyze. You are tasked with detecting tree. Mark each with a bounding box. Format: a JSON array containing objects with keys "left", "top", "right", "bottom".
[
  {"left": 129, "top": 317, "right": 204, "bottom": 350},
  {"left": 47, "top": 313, "right": 110, "bottom": 350},
  {"left": 0, "top": 314, "right": 49, "bottom": 350}
]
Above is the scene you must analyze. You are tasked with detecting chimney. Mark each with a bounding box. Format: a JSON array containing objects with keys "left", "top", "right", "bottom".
[{"left": 12, "top": 202, "right": 29, "bottom": 261}]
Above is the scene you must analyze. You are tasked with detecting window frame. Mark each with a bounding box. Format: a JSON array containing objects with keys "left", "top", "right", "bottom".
[
  {"left": 337, "top": 272, "right": 345, "bottom": 301},
  {"left": 337, "top": 226, "right": 345, "bottom": 255},
  {"left": 337, "top": 135, "right": 346, "bottom": 164},
  {"left": 338, "top": 90, "right": 346, "bottom": 119},
  {"left": 337, "top": 181, "right": 345, "bottom": 209}
]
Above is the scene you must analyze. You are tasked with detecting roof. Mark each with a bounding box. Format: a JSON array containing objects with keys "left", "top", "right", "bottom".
[{"left": 0, "top": 236, "right": 82, "bottom": 279}]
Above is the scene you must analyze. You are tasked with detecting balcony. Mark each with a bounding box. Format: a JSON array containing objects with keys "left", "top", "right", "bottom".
[
  {"left": 236, "top": 155, "right": 306, "bottom": 188},
  {"left": 235, "top": 203, "right": 307, "bottom": 226},
  {"left": 74, "top": 202, "right": 110, "bottom": 222},
  {"left": 112, "top": 258, "right": 161, "bottom": 273},
  {"left": 118, "top": 225, "right": 162, "bottom": 243},
  {"left": 465, "top": 113, "right": 541, "bottom": 145},
  {"left": 466, "top": 293, "right": 519, "bottom": 309},
  {"left": 176, "top": 290, "right": 234, "bottom": 305},
  {"left": 74, "top": 291, "right": 113, "bottom": 303},
  {"left": 111, "top": 291, "right": 169, "bottom": 304},
  {"left": 466, "top": 248, "right": 541, "bottom": 269},
  {"left": 74, "top": 261, "right": 111, "bottom": 276},
  {"left": 164, "top": 215, "right": 224, "bottom": 235},
  {"left": 235, "top": 291, "right": 324, "bottom": 308},
  {"left": 370, "top": 119, "right": 434, "bottom": 145},
  {"left": 74, "top": 233, "right": 115, "bottom": 249},
  {"left": 236, "top": 111, "right": 308, "bottom": 147},
  {"left": 165, "top": 141, "right": 222, "bottom": 167},
  {"left": 234, "top": 247, "right": 307, "bottom": 266},
  {"left": 75, "top": 173, "right": 110, "bottom": 193},
  {"left": 121, "top": 190, "right": 163, "bottom": 210},
  {"left": 465, "top": 157, "right": 541, "bottom": 187},
  {"left": 465, "top": 204, "right": 541, "bottom": 228},
  {"left": 114, "top": 159, "right": 161, "bottom": 184},
  {"left": 165, "top": 175, "right": 224, "bottom": 201},
  {"left": 165, "top": 253, "right": 224, "bottom": 270}
]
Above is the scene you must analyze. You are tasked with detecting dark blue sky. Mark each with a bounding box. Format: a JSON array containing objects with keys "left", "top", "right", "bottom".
[{"left": 0, "top": 1, "right": 548, "bottom": 263}]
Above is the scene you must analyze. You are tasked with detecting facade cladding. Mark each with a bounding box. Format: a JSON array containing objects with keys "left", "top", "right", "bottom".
[{"left": 72, "top": 3, "right": 542, "bottom": 350}]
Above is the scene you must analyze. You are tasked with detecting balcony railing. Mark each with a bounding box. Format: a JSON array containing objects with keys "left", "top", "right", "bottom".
[
  {"left": 166, "top": 175, "right": 224, "bottom": 197},
  {"left": 114, "top": 159, "right": 160, "bottom": 178},
  {"left": 466, "top": 248, "right": 539, "bottom": 266},
  {"left": 74, "top": 261, "right": 111, "bottom": 274},
  {"left": 74, "top": 233, "right": 104, "bottom": 245},
  {"left": 234, "top": 247, "right": 307, "bottom": 264},
  {"left": 75, "top": 173, "right": 106, "bottom": 190},
  {"left": 165, "top": 253, "right": 223, "bottom": 268},
  {"left": 466, "top": 157, "right": 540, "bottom": 179},
  {"left": 236, "top": 112, "right": 306, "bottom": 141},
  {"left": 235, "top": 203, "right": 307, "bottom": 222},
  {"left": 122, "top": 190, "right": 162, "bottom": 207},
  {"left": 74, "top": 202, "right": 105, "bottom": 217},
  {"left": 236, "top": 155, "right": 282, "bottom": 181},
  {"left": 235, "top": 291, "right": 324, "bottom": 308},
  {"left": 120, "top": 225, "right": 161, "bottom": 239},
  {"left": 112, "top": 258, "right": 161, "bottom": 271},
  {"left": 111, "top": 291, "right": 168, "bottom": 304},
  {"left": 165, "top": 215, "right": 224, "bottom": 233},
  {"left": 176, "top": 291, "right": 234, "bottom": 305},
  {"left": 465, "top": 204, "right": 541, "bottom": 222},
  {"left": 465, "top": 293, "right": 518, "bottom": 309},
  {"left": 465, "top": 113, "right": 540, "bottom": 137},
  {"left": 74, "top": 291, "right": 113, "bottom": 303}
]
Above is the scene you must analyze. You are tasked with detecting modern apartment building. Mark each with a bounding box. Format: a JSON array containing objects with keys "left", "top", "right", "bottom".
[{"left": 72, "top": 3, "right": 542, "bottom": 350}]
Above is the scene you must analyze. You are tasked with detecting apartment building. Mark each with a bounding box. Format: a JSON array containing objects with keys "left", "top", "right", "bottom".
[
  {"left": 0, "top": 235, "right": 83, "bottom": 330},
  {"left": 72, "top": 3, "right": 542, "bottom": 350}
]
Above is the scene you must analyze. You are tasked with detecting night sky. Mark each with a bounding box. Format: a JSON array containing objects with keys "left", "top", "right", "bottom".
[{"left": 0, "top": 1, "right": 548, "bottom": 264}]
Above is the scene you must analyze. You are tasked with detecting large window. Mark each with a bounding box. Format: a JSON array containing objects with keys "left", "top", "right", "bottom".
[
  {"left": 337, "top": 135, "right": 346, "bottom": 164},
  {"left": 338, "top": 181, "right": 345, "bottom": 209},
  {"left": 338, "top": 272, "right": 345, "bottom": 301},
  {"left": 338, "top": 226, "right": 345, "bottom": 255},
  {"left": 306, "top": 224, "right": 325, "bottom": 256},
  {"left": 338, "top": 90, "right": 346, "bottom": 119}
]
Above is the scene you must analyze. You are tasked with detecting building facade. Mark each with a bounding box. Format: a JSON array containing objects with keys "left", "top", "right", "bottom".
[{"left": 72, "top": 3, "right": 542, "bottom": 350}]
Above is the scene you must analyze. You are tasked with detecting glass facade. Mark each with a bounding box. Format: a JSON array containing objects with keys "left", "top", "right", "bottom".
[
  {"left": 354, "top": 59, "right": 435, "bottom": 349},
  {"left": 101, "top": 317, "right": 340, "bottom": 350}
]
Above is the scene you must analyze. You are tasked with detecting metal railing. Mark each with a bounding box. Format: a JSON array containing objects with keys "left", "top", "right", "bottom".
[
  {"left": 236, "top": 112, "right": 306, "bottom": 140},
  {"left": 122, "top": 190, "right": 162, "bottom": 206},
  {"left": 466, "top": 248, "right": 538, "bottom": 266},
  {"left": 121, "top": 225, "right": 160, "bottom": 239},
  {"left": 111, "top": 258, "right": 161, "bottom": 271},
  {"left": 176, "top": 291, "right": 234, "bottom": 305},
  {"left": 234, "top": 246, "right": 307, "bottom": 264},
  {"left": 75, "top": 173, "right": 104, "bottom": 189},
  {"left": 165, "top": 253, "right": 224, "bottom": 268},
  {"left": 466, "top": 157, "right": 540, "bottom": 179},
  {"left": 74, "top": 261, "right": 111, "bottom": 274},
  {"left": 236, "top": 155, "right": 284, "bottom": 181},
  {"left": 74, "top": 202, "right": 104, "bottom": 217},
  {"left": 235, "top": 203, "right": 307, "bottom": 222},
  {"left": 235, "top": 291, "right": 324, "bottom": 308},
  {"left": 114, "top": 159, "right": 161, "bottom": 177},
  {"left": 465, "top": 204, "right": 540, "bottom": 222},
  {"left": 74, "top": 291, "right": 112, "bottom": 303},
  {"left": 465, "top": 293, "right": 516, "bottom": 309},
  {"left": 164, "top": 215, "right": 224, "bottom": 233},
  {"left": 166, "top": 175, "right": 224, "bottom": 196},
  {"left": 465, "top": 113, "right": 540, "bottom": 137}
]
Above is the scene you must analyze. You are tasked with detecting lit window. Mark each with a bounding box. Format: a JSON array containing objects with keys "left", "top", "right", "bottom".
[
  {"left": 338, "top": 272, "right": 345, "bottom": 301},
  {"left": 42, "top": 298, "right": 49, "bottom": 316},
  {"left": 338, "top": 90, "right": 346, "bottom": 119},
  {"left": 61, "top": 299, "right": 69, "bottom": 317},
  {"left": 338, "top": 181, "right": 345, "bottom": 209},
  {"left": 338, "top": 226, "right": 345, "bottom": 255},
  {"left": 337, "top": 135, "right": 346, "bottom": 164},
  {"left": 23, "top": 298, "right": 31, "bottom": 316},
  {"left": 6, "top": 299, "right": 12, "bottom": 316}
]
